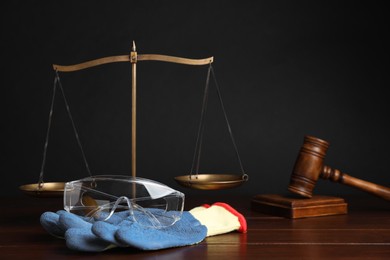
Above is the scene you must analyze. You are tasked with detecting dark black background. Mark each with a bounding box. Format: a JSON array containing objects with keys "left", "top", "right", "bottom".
[{"left": 2, "top": 0, "right": 389, "bottom": 198}]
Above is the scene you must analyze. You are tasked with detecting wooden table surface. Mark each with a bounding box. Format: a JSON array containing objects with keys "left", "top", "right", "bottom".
[{"left": 1, "top": 194, "right": 389, "bottom": 259}]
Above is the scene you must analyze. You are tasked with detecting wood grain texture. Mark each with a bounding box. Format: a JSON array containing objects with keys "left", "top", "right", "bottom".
[
  {"left": 251, "top": 194, "right": 348, "bottom": 218},
  {"left": 1, "top": 195, "right": 389, "bottom": 259},
  {"left": 289, "top": 136, "right": 390, "bottom": 201}
]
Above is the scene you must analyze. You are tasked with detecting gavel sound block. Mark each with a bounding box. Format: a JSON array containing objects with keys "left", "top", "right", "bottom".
[
  {"left": 251, "top": 194, "right": 348, "bottom": 219},
  {"left": 251, "top": 135, "right": 390, "bottom": 218}
]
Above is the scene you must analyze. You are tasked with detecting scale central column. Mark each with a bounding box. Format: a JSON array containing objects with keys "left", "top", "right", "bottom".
[{"left": 130, "top": 42, "right": 137, "bottom": 178}]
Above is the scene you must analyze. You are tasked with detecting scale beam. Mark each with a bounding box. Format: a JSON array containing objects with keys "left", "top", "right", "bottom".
[{"left": 53, "top": 54, "right": 214, "bottom": 72}]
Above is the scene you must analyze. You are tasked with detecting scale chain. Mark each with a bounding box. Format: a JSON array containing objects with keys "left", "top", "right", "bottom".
[
  {"left": 55, "top": 71, "right": 92, "bottom": 177},
  {"left": 37, "top": 76, "right": 58, "bottom": 187},
  {"left": 190, "top": 64, "right": 247, "bottom": 179},
  {"left": 37, "top": 72, "right": 92, "bottom": 187},
  {"left": 190, "top": 65, "right": 212, "bottom": 176},
  {"left": 210, "top": 66, "right": 246, "bottom": 178}
]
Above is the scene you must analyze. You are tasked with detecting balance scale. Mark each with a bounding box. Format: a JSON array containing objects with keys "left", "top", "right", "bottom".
[{"left": 19, "top": 41, "right": 248, "bottom": 197}]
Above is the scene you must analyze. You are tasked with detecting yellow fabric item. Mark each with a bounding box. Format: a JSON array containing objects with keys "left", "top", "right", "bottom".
[
  {"left": 188, "top": 205, "right": 209, "bottom": 214},
  {"left": 190, "top": 204, "right": 241, "bottom": 237}
]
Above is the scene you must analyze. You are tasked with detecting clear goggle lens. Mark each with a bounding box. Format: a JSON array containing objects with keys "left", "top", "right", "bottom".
[{"left": 64, "top": 175, "right": 184, "bottom": 228}]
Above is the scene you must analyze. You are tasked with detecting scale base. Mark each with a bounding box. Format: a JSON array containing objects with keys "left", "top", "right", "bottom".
[{"left": 251, "top": 194, "right": 348, "bottom": 219}]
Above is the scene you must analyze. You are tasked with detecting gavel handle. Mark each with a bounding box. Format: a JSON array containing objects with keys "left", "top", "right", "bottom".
[{"left": 321, "top": 166, "right": 390, "bottom": 201}]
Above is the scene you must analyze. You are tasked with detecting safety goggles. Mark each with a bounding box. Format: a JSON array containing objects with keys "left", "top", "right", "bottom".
[{"left": 64, "top": 175, "right": 184, "bottom": 229}]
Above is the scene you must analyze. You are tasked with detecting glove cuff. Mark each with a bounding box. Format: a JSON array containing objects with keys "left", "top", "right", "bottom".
[
  {"left": 189, "top": 204, "right": 211, "bottom": 214},
  {"left": 212, "top": 202, "right": 247, "bottom": 233}
]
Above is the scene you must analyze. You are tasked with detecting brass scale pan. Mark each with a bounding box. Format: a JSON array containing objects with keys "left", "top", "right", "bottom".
[
  {"left": 174, "top": 174, "right": 247, "bottom": 190},
  {"left": 19, "top": 182, "right": 65, "bottom": 197},
  {"left": 19, "top": 45, "right": 247, "bottom": 197},
  {"left": 19, "top": 174, "right": 246, "bottom": 197}
]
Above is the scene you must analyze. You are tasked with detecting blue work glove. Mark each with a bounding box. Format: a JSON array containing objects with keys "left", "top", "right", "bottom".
[
  {"left": 40, "top": 210, "right": 68, "bottom": 238},
  {"left": 92, "top": 211, "right": 207, "bottom": 251},
  {"left": 40, "top": 210, "right": 127, "bottom": 252},
  {"left": 40, "top": 210, "right": 129, "bottom": 237},
  {"left": 41, "top": 210, "right": 207, "bottom": 252}
]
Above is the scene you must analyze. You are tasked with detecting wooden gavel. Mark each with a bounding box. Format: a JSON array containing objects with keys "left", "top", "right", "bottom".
[{"left": 288, "top": 135, "right": 390, "bottom": 201}]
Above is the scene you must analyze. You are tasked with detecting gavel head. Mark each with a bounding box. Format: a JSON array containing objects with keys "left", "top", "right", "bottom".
[{"left": 288, "top": 135, "right": 329, "bottom": 198}]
